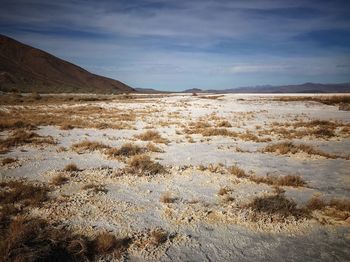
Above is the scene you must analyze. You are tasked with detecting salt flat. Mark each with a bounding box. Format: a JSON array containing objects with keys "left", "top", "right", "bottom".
[{"left": 1, "top": 93, "right": 349, "bottom": 261}]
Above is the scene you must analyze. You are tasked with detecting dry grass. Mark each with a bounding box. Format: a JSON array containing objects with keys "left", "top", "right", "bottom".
[
  {"left": 160, "top": 192, "right": 176, "bottom": 203},
  {"left": 1, "top": 157, "right": 17, "bottom": 165},
  {"left": 135, "top": 130, "right": 169, "bottom": 144},
  {"left": 0, "top": 129, "right": 55, "bottom": 153},
  {"left": 82, "top": 184, "right": 108, "bottom": 194},
  {"left": 149, "top": 229, "right": 168, "bottom": 246},
  {"left": 126, "top": 154, "right": 166, "bottom": 175},
  {"left": 106, "top": 143, "right": 145, "bottom": 158},
  {"left": 246, "top": 193, "right": 308, "bottom": 222},
  {"left": 306, "top": 196, "right": 350, "bottom": 221},
  {"left": 217, "top": 120, "right": 232, "bottom": 127},
  {"left": 227, "top": 165, "right": 247, "bottom": 178},
  {"left": 218, "top": 188, "right": 229, "bottom": 196},
  {"left": 64, "top": 163, "right": 79, "bottom": 172},
  {"left": 51, "top": 174, "right": 68, "bottom": 186},
  {"left": 71, "top": 140, "right": 110, "bottom": 153},
  {"left": 0, "top": 180, "right": 49, "bottom": 208},
  {"left": 262, "top": 142, "right": 348, "bottom": 159},
  {"left": 249, "top": 174, "right": 306, "bottom": 188},
  {"left": 146, "top": 142, "right": 163, "bottom": 152}
]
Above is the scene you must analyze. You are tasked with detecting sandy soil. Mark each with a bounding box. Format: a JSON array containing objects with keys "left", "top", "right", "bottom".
[{"left": 1, "top": 94, "right": 350, "bottom": 261}]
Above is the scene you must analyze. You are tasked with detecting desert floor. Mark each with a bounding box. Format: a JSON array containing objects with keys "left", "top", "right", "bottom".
[{"left": 1, "top": 93, "right": 349, "bottom": 261}]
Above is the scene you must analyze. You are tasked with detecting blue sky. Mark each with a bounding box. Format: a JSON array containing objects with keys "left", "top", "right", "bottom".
[{"left": 1, "top": 0, "right": 350, "bottom": 91}]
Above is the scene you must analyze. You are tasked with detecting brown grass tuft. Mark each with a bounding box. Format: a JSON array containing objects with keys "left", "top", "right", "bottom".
[
  {"left": 249, "top": 174, "right": 306, "bottom": 188},
  {"left": 0, "top": 130, "right": 55, "bottom": 153},
  {"left": 227, "top": 165, "right": 247, "bottom": 178},
  {"left": 126, "top": 154, "right": 166, "bottom": 175},
  {"left": 149, "top": 229, "right": 168, "bottom": 246},
  {"left": 135, "top": 130, "right": 169, "bottom": 144},
  {"left": 82, "top": 184, "right": 108, "bottom": 194},
  {"left": 106, "top": 143, "right": 145, "bottom": 158},
  {"left": 262, "top": 141, "right": 348, "bottom": 159},
  {"left": 160, "top": 192, "right": 176, "bottom": 203},
  {"left": 1, "top": 157, "right": 17, "bottom": 165},
  {"left": 64, "top": 163, "right": 79, "bottom": 172},
  {"left": 51, "top": 174, "right": 68, "bottom": 186},
  {"left": 246, "top": 194, "right": 308, "bottom": 221},
  {"left": 71, "top": 140, "right": 110, "bottom": 153}
]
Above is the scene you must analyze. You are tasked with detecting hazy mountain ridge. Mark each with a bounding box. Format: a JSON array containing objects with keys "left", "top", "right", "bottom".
[{"left": 183, "top": 82, "right": 350, "bottom": 94}]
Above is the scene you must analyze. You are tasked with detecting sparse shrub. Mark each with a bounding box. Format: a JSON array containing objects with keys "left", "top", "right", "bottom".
[
  {"left": 160, "top": 192, "right": 176, "bottom": 203},
  {"left": 0, "top": 130, "right": 55, "bottom": 152},
  {"left": 135, "top": 130, "right": 169, "bottom": 144},
  {"left": 146, "top": 142, "right": 163, "bottom": 152},
  {"left": 228, "top": 165, "right": 247, "bottom": 178},
  {"left": 217, "top": 120, "right": 232, "bottom": 127},
  {"left": 82, "top": 184, "right": 108, "bottom": 194},
  {"left": 149, "top": 229, "right": 168, "bottom": 246},
  {"left": 71, "top": 140, "right": 110, "bottom": 153},
  {"left": 64, "top": 163, "right": 79, "bottom": 172},
  {"left": 249, "top": 174, "right": 306, "bottom": 188},
  {"left": 262, "top": 142, "right": 348, "bottom": 159},
  {"left": 218, "top": 188, "right": 229, "bottom": 196},
  {"left": 106, "top": 143, "right": 144, "bottom": 158},
  {"left": 126, "top": 155, "right": 166, "bottom": 175},
  {"left": 1, "top": 157, "right": 17, "bottom": 165},
  {"left": 246, "top": 194, "right": 308, "bottom": 221},
  {"left": 51, "top": 174, "right": 68, "bottom": 186}
]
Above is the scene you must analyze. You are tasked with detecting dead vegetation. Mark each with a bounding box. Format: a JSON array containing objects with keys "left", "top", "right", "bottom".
[
  {"left": 1, "top": 157, "right": 17, "bottom": 165},
  {"left": 306, "top": 196, "right": 350, "bottom": 221},
  {"left": 135, "top": 130, "right": 169, "bottom": 144},
  {"left": 0, "top": 129, "right": 55, "bottom": 153},
  {"left": 64, "top": 163, "right": 79, "bottom": 172},
  {"left": 71, "top": 140, "right": 110, "bottom": 153},
  {"left": 259, "top": 120, "right": 350, "bottom": 140},
  {"left": 262, "top": 142, "right": 349, "bottom": 159},
  {"left": 51, "top": 173, "right": 68, "bottom": 186},
  {"left": 228, "top": 165, "right": 306, "bottom": 187},
  {"left": 82, "top": 184, "right": 108, "bottom": 194},
  {"left": 125, "top": 154, "right": 166, "bottom": 175},
  {"left": 245, "top": 193, "right": 308, "bottom": 222},
  {"left": 106, "top": 143, "right": 146, "bottom": 158},
  {"left": 160, "top": 192, "right": 177, "bottom": 203},
  {"left": 0, "top": 104, "right": 137, "bottom": 131}
]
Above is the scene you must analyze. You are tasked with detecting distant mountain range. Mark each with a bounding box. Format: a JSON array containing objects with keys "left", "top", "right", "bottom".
[
  {"left": 0, "top": 34, "right": 134, "bottom": 93},
  {"left": 183, "top": 83, "right": 350, "bottom": 94}
]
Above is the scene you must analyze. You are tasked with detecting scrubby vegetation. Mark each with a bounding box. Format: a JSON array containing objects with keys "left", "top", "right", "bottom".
[
  {"left": 0, "top": 130, "right": 55, "bottom": 153},
  {"left": 135, "top": 130, "right": 169, "bottom": 144},
  {"left": 262, "top": 141, "right": 349, "bottom": 159},
  {"left": 125, "top": 154, "right": 166, "bottom": 175}
]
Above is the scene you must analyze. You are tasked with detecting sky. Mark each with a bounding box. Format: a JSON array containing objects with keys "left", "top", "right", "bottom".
[{"left": 1, "top": 0, "right": 350, "bottom": 91}]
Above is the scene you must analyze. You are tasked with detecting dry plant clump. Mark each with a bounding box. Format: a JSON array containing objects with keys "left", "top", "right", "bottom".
[
  {"left": 64, "top": 163, "right": 79, "bottom": 172},
  {"left": 51, "top": 173, "right": 69, "bottom": 186},
  {"left": 149, "top": 229, "right": 168, "bottom": 246},
  {"left": 106, "top": 143, "right": 145, "bottom": 158},
  {"left": 135, "top": 130, "right": 169, "bottom": 144},
  {"left": 126, "top": 154, "right": 166, "bottom": 175},
  {"left": 306, "top": 196, "right": 350, "bottom": 220},
  {"left": 249, "top": 174, "right": 306, "bottom": 188},
  {"left": 71, "top": 140, "right": 110, "bottom": 153},
  {"left": 245, "top": 193, "right": 308, "bottom": 222},
  {"left": 217, "top": 120, "right": 232, "bottom": 127},
  {"left": 262, "top": 142, "right": 348, "bottom": 159},
  {"left": 1, "top": 157, "right": 17, "bottom": 165},
  {"left": 160, "top": 192, "right": 177, "bottom": 203},
  {"left": 227, "top": 165, "right": 247, "bottom": 178},
  {"left": 218, "top": 188, "right": 229, "bottom": 196},
  {"left": 82, "top": 184, "right": 108, "bottom": 194},
  {"left": 0, "top": 129, "right": 55, "bottom": 153}
]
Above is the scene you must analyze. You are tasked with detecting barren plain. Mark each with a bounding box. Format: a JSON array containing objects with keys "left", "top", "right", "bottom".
[{"left": 0, "top": 93, "right": 349, "bottom": 261}]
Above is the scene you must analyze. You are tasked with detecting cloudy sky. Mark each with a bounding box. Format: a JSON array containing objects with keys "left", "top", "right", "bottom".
[{"left": 1, "top": 0, "right": 350, "bottom": 91}]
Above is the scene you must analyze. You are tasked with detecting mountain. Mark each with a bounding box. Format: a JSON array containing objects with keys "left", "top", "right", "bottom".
[
  {"left": 134, "top": 87, "right": 169, "bottom": 94},
  {"left": 0, "top": 34, "right": 134, "bottom": 93},
  {"left": 182, "top": 82, "right": 350, "bottom": 94}
]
